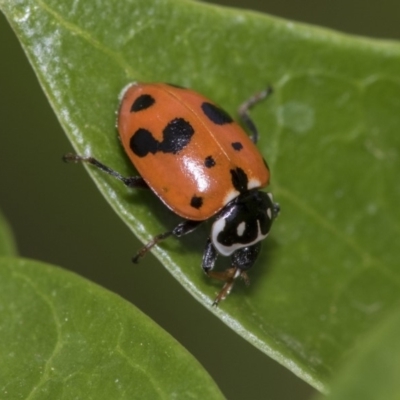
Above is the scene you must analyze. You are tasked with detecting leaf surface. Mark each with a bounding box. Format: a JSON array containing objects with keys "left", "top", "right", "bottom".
[
  {"left": 2, "top": 0, "right": 400, "bottom": 390},
  {"left": 314, "top": 308, "right": 400, "bottom": 400},
  {"left": 0, "top": 257, "right": 224, "bottom": 399}
]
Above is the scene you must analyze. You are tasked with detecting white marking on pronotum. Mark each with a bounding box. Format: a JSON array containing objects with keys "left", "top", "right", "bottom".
[
  {"left": 236, "top": 221, "right": 246, "bottom": 237},
  {"left": 212, "top": 219, "right": 269, "bottom": 256},
  {"left": 223, "top": 189, "right": 239, "bottom": 205},
  {"left": 247, "top": 178, "right": 261, "bottom": 189},
  {"left": 267, "top": 207, "right": 272, "bottom": 220}
]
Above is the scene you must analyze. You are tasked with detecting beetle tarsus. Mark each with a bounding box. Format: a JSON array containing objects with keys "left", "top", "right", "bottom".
[{"left": 208, "top": 267, "right": 247, "bottom": 306}]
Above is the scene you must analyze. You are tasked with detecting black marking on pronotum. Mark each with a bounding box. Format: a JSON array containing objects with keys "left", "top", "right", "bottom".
[
  {"left": 201, "top": 102, "right": 233, "bottom": 125},
  {"left": 130, "top": 94, "right": 155, "bottom": 112},
  {"left": 204, "top": 155, "right": 216, "bottom": 168},
  {"left": 130, "top": 118, "right": 195, "bottom": 158},
  {"left": 216, "top": 208, "right": 259, "bottom": 247},
  {"left": 231, "top": 142, "right": 243, "bottom": 151},
  {"left": 230, "top": 167, "right": 248, "bottom": 193},
  {"left": 215, "top": 191, "right": 275, "bottom": 248},
  {"left": 190, "top": 195, "right": 203, "bottom": 209}
]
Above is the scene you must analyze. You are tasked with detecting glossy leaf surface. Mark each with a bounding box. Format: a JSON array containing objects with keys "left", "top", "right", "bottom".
[{"left": 2, "top": 0, "right": 400, "bottom": 390}]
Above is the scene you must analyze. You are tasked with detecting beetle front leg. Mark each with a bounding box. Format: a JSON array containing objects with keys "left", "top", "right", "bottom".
[
  {"left": 202, "top": 238, "right": 218, "bottom": 274},
  {"left": 202, "top": 238, "right": 233, "bottom": 306},
  {"left": 209, "top": 268, "right": 243, "bottom": 306},
  {"left": 231, "top": 242, "right": 261, "bottom": 272},
  {"left": 202, "top": 238, "right": 248, "bottom": 306},
  {"left": 205, "top": 242, "right": 261, "bottom": 306}
]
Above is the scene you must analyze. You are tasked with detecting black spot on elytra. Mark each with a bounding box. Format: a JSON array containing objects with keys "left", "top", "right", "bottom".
[
  {"left": 130, "top": 128, "right": 158, "bottom": 157},
  {"left": 160, "top": 118, "right": 194, "bottom": 153},
  {"left": 201, "top": 102, "right": 233, "bottom": 125},
  {"left": 190, "top": 195, "right": 203, "bottom": 209},
  {"left": 230, "top": 167, "right": 248, "bottom": 193},
  {"left": 130, "top": 94, "right": 155, "bottom": 112},
  {"left": 204, "top": 155, "right": 216, "bottom": 168},
  {"left": 231, "top": 142, "right": 243, "bottom": 151},
  {"left": 130, "top": 118, "right": 195, "bottom": 158}
]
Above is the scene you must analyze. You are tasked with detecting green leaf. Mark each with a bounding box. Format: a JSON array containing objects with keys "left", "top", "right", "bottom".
[
  {"left": 0, "top": 210, "right": 17, "bottom": 256},
  {"left": 0, "top": 257, "right": 224, "bottom": 399},
  {"left": 314, "top": 308, "right": 400, "bottom": 400},
  {"left": 2, "top": 0, "right": 400, "bottom": 391}
]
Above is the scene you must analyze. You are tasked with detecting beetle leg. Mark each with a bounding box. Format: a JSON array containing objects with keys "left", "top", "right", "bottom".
[
  {"left": 132, "top": 220, "right": 202, "bottom": 263},
  {"left": 201, "top": 238, "right": 218, "bottom": 273},
  {"left": 238, "top": 86, "right": 273, "bottom": 143},
  {"left": 231, "top": 242, "right": 261, "bottom": 271},
  {"left": 207, "top": 243, "right": 260, "bottom": 306},
  {"left": 202, "top": 239, "right": 251, "bottom": 306},
  {"left": 202, "top": 239, "right": 236, "bottom": 306},
  {"left": 209, "top": 268, "right": 244, "bottom": 306},
  {"left": 63, "top": 153, "right": 149, "bottom": 188}
]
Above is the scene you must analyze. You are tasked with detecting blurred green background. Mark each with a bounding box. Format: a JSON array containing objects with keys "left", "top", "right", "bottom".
[{"left": 1, "top": 1, "right": 399, "bottom": 399}]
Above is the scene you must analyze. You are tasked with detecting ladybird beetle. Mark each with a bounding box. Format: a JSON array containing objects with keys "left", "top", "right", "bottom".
[{"left": 64, "top": 82, "right": 280, "bottom": 305}]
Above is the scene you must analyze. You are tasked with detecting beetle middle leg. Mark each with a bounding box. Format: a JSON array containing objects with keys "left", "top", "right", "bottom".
[{"left": 133, "top": 219, "right": 202, "bottom": 263}]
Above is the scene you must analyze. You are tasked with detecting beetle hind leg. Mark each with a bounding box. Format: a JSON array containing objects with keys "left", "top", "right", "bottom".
[{"left": 63, "top": 153, "right": 148, "bottom": 188}]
